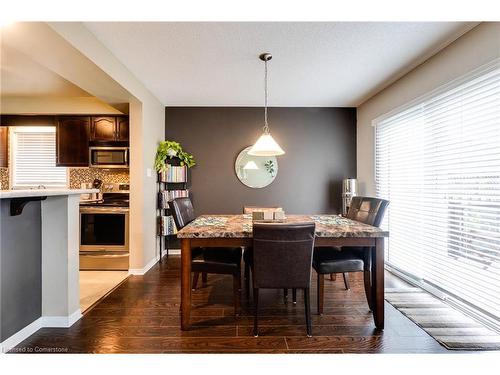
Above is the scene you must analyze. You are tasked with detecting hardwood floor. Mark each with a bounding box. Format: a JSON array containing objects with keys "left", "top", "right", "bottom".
[{"left": 11, "top": 256, "right": 451, "bottom": 353}]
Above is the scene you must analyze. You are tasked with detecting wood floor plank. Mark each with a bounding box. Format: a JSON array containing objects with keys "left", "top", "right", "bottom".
[
  {"left": 87, "top": 307, "right": 224, "bottom": 317},
  {"left": 239, "top": 325, "right": 385, "bottom": 337},
  {"left": 285, "top": 336, "right": 385, "bottom": 350},
  {"left": 285, "top": 335, "right": 445, "bottom": 352}
]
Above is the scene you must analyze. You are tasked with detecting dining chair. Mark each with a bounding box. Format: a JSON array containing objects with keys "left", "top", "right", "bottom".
[
  {"left": 312, "top": 196, "right": 389, "bottom": 315},
  {"left": 251, "top": 222, "right": 316, "bottom": 337},
  {"left": 169, "top": 197, "right": 243, "bottom": 315},
  {"left": 242, "top": 206, "right": 288, "bottom": 299}
]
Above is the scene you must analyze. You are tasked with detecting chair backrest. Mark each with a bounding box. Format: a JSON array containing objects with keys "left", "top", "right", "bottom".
[
  {"left": 347, "top": 196, "right": 389, "bottom": 227},
  {"left": 252, "top": 222, "right": 316, "bottom": 289},
  {"left": 243, "top": 206, "right": 283, "bottom": 214},
  {"left": 168, "top": 197, "right": 195, "bottom": 230}
]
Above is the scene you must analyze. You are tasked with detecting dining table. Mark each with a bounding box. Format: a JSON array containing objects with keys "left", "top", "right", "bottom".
[{"left": 176, "top": 214, "right": 389, "bottom": 331}]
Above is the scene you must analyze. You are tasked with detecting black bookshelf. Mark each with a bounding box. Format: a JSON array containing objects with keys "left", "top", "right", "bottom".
[{"left": 157, "top": 156, "right": 189, "bottom": 261}]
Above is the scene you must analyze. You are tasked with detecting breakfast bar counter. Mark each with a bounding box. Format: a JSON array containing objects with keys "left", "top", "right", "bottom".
[
  {"left": 0, "top": 188, "right": 97, "bottom": 199},
  {"left": 0, "top": 188, "right": 97, "bottom": 351}
]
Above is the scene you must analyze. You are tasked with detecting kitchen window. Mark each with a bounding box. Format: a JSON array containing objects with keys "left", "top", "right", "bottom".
[
  {"left": 10, "top": 126, "right": 68, "bottom": 188},
  {"left": 375, "top": 58, "right": 500, "bottom": 331}
]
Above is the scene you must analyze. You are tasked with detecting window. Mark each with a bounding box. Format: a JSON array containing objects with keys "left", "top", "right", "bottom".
[
  {"left": 10, "top": 127, "right": 68, "bottom": 188},
  {"left": 375, "top": 59, "right": 500, "bottom": 331}
]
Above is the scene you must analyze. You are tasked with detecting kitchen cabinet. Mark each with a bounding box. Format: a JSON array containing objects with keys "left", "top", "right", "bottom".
[
  {"left": 56, "top": 116, "right": 90, "bottom": 167},
  {"left": 91, "top": 116, "right": 116, "bottom": 141},
  {"left": 116, "top": 117, "right": 129, "bottom": 141},
  {"left": 0, "top": 127, "right": 8, "bottom": 167},
  {"left": 91, "top": 116, "right": 129, "bottom": 143}
]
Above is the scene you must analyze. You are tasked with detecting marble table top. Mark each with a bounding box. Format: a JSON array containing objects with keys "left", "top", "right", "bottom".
[{"left": 177, "top": 214, "right": 389, "bottom": 239}]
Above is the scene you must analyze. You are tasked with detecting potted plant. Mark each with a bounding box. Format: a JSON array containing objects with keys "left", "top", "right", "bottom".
[{"left": 155, "top": 140, "right": 196, "bottom": 172}]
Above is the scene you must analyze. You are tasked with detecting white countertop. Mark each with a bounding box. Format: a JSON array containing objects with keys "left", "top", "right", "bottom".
[{"left": 0, "top": 188, "right": 99, "bottom": 199}]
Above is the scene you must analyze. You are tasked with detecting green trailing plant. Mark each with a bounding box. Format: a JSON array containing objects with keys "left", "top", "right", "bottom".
[{"left": 155, "top": 140, "right": 196, "bottom": 172}]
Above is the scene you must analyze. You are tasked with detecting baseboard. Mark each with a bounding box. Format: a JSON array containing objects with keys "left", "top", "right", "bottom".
[
  {"left": 128, "top": 250, "right": 180, "bottom": 275},
  {"left": 41, "top": 309, "right": 82, "bottom": 327},
  {"left": 129, "top": 256, "right": 158, "bottom": 275},
  {"left": 0, "top": 318, "right": 43, "bottom": 353},
  {"left": 0, "top": 310, "right": 82, "bottom": 353},
  {"left": 161, "top": 248, "right": 180, "bottom": 255}
]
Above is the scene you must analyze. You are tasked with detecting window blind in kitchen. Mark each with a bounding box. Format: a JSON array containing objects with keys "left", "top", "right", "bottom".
[
  {"left": 11, "top": 127, "right": 68, "bottom": 188},
  {"left": 375, "top": 58, "right": 500, "bottom": 331}
]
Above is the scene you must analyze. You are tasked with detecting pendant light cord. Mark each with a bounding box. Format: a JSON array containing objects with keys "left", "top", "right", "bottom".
[{"left": 263, "top": 58, "right": 270, "bottom": 134}]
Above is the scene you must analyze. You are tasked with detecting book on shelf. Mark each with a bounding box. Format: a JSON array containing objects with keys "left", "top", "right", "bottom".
[
  {"left": 158, "top": 215, "right": 178, "bottom": 236},
  {"left": 159, "top": 164, "right": 187, "bottom": 183},
  {"left": 158, "top": 189, "right": 189, "bottom": 208}
]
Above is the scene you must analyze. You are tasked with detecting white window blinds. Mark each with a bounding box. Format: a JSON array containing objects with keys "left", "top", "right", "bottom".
[
  {"left": 11, "top": 127, "right": 68, "bottom": 188},
  {"left": 375, "top": 59, "right": 500, "bottom": 331}
]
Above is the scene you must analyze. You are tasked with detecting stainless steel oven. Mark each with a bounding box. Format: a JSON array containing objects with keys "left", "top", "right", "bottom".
[
  {"left": 89, "top": 147, "right": 129, "bottom": 168},
  {"left": 80, "top": 206, "right": 129, "bottom": 270}
]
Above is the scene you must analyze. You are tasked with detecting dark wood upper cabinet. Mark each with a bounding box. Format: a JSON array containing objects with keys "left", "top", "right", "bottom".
[
  {"left": 91, "top": 116, "right": 129, "bottom": 143},
  {"left": 116, "top": 117, "right": 129, "bottom": 142},
  {"left": 56, "top": 117, "right": 90, "bottom": 167},
  {"left": 91, "top": 116, "right": 117, "bottom": 141},
  {"left": 0, "top": 127, "right": 8, "bottom": 167}
]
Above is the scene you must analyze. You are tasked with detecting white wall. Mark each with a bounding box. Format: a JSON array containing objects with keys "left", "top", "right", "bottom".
[
  {"left": 46, "top": 22, "right": 166, "bottom": 271},
  {"left": 357, "top": 22, "right": 500, "bottom": 196},
  {"left": 1, "top": 23, "right": 131, "bottom": 108},
  {"left": 128, "top": 98, "right": 166, "bottom": 269},
  {"left": 0, "top": 96, "right": 123, "bottom": 114}
]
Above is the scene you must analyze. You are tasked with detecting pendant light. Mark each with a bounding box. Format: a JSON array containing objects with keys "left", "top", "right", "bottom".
[{"left": 248, "top": 53, "right": 285, "bottom": 156}]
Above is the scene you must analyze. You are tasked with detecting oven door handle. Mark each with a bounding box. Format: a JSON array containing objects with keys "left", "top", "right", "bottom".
[
  {"left": 80, "top": 207, "right": 129, "bottom": 213},
  {"left": 80, "top": 254, "right": 129, "bottom": 258}
]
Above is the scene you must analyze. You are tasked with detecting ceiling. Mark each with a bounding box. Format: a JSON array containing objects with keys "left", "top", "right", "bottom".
[
  {"left": 0, "top": 43, "right": 91, "bottom": 97},
  {"left": 84, "top": 22, "right": 477, "bottom": 107}
]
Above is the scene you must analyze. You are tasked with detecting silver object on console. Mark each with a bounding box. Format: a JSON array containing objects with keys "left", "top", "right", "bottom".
[{"left": 342, "top": 178, "right": 358, "bottom": 216}]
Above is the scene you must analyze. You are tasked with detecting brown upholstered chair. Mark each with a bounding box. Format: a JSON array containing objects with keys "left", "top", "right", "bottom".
[
  {"left": 313, "top": 196, "right": 389, "bottom": 314},
  {"left": 242, "top": 206, "right": 285, "bottom": 298},
  {"left": 252, "top": 222, "right": 316, "bottom": 337},
  {"left": 169, "top": 197, "right": 243, "bottom": 315}
]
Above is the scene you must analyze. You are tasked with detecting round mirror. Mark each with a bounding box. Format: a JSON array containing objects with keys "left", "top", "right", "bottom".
[{"left": 235, "top": 146, "right": 278, "bottom": 188}]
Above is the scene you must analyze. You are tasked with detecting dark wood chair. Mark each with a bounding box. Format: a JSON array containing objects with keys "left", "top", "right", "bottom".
[
  {"left": 169, "top": 197, "right": 243, "bottom": 315},
  {"left": 313, "top": 196, "right": 389, "bottom": 315},
  {"left": 251, "top": 222, "right": 316, "bottom": 337}
]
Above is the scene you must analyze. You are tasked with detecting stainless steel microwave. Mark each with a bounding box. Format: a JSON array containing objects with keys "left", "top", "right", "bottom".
[{"left": 89, "top": 147, "right": 129, "bottom": 168}]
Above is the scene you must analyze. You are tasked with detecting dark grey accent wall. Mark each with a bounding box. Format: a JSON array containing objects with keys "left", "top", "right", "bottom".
[
  {"left": 165, "top": 107, "right": 356, "bottom": 215},
  {"left": 0, "top": 199, "right": 42, "bottom": 342}
]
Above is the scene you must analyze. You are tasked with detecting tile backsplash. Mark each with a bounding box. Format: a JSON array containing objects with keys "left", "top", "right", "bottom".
[
  {"left": 0, "top": 167, "right": 129, "bottom": 190},
  {"left": 0, "top": 168, "right": 8, "bottom": 190},
  {"left": 69, "top": 168, "right": 130, "bottom": 189}
]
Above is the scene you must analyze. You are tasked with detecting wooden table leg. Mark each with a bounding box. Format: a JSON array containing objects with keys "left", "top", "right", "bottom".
[
  {"left": 372, "top": 238, "right": 385, "bottom": 329},
  {"left": 181, "top": 238, "right": 192, "bottom": 330}
]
